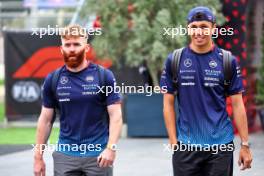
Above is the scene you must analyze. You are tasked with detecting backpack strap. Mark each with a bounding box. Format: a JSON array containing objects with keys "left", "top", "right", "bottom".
[
  {"left": 97, "top": 65, "right": 106, "bottom": 88},
  {"left": 221, "top": 49, "right": 233, "bottom": 86},
  {"left": 96, "top": 64, "right": 109, "bottom": 124},
  {"left": 51, "top": 67, "right": 63, "bottom": 97},
  {"left": 50, "top": 66, "right": 63, "bottom": 124},
  {"left": 221, "top": 49, "right": 234, "bottom": 96},
  {"left": 171, "top": 47, "right": 184, "bottom": 94},
  {"left": 97, "top": 65, "right": 107, "bottom": 103}
]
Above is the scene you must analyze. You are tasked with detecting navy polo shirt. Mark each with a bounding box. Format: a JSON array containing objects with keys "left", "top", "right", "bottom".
[
  {"left": 160, "top": 46, "right": 244, "bottom": 145},
  {"left": 42, "top": 63, "right": 121, "bottom": 156}
]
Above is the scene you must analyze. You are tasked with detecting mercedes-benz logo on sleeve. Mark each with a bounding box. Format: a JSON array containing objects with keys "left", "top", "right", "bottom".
[
  {"left": 184, "top": 59, "right": 192, "bottom": 67},
  {"left": 60, "top": 76, "right": 69, "bottom": 84}
]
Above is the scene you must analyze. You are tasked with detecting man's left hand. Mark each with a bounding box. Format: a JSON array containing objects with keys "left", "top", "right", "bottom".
[
  {"left": 97, "top": 148, "right": 116, "bottom": 168},
  {"left": 238, "top": 146, "right": 253, "bottom": 170}
]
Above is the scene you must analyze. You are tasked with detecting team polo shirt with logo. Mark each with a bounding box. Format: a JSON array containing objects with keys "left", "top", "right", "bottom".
[
  {"left": 160, "top": 46, "right": 244, "bottom": 145},
  {"left": 42, "top": 63, "right": 121, "bottom": 156}
]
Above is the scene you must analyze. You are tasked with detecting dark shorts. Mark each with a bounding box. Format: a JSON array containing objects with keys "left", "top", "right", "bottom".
[
  {"left": 172, "top": 142, "right": 234, "bottom": 176},
  {"left": 52, "top": 151, "right": 113, "bottom": 176}
]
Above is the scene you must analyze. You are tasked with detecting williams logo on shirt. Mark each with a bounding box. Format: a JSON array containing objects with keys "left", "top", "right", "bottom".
[{"left": 209, "top": 60, "right": 217, "bottom": 68}]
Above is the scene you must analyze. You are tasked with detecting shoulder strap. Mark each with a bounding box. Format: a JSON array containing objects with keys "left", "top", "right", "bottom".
[
  {"left": 97, "top": 65, "right": 107, "bottom": 103},
  {"left": 171, "top": 47, "right": 184, "bottom": 91},
  {"left": 50, "top": 66, "right": 63, "bottom": 124},
  {"left": 97, "top": 65, "right": 107, "bottom": 88},
  {"left": 221, "top": 49, "right": 233, "bottom": 86},
  {"left": 51, "top": 67, "right": 63, "bottom": 98},
  {"left": 96, "top": 65, "right": 109, "bottom": 123}
]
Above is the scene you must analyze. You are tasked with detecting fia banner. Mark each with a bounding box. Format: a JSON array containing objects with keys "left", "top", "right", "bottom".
[
  {"left": 4, "top": 31, "right": 63, "bottom": 121},
  {"left": 3, "top": 31, "right": 142, "bottom": 121}
]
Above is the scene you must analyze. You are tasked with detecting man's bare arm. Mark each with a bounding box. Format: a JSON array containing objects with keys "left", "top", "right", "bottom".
[
  {"left": 107, "top": 103, "right": 123, "bottom": 147},
  {"left": 34, "top": 106, "right": 54, "bottom": 159},
  {"left": 231, "top": 93, "right": 252, "bottom": 170},
  {"left": 231, "top": 93, "right": 248, "bottom": 142},
  {"left": 98, "top": 103, "right": 122, "bottom": 168}
]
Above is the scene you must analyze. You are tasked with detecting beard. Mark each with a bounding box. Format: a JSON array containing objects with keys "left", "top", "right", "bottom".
[{"left": 62, "top": 48, "right": 86, "bottom": 68}]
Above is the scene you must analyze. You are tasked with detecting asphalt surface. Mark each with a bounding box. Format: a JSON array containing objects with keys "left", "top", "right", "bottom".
[
  {"left": 0, "top": 133, "right": 263, "bottom": 176},
  {"left": 0, "top": 145, "right": 32, "bottom": 156}
]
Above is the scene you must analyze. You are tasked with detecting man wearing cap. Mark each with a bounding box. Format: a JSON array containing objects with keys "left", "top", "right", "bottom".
[
  {"left": 34, "top": 24, "right": 122, "bottom": 176},
  {"left": 161, "top": 6, "right": 252, "bottom": 176}
]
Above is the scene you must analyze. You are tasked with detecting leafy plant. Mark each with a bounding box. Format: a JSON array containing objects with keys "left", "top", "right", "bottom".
[
  {"left": 256, "top": 32, "right": 264, "bottom": 105},
  {"left": 80, "top": 0, "right": 224, "bottom": 84}
]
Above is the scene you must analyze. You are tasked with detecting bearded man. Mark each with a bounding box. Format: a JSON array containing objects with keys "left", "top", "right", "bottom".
[{"left": 34, "top": 24, "right": 122, "bottom": 176}]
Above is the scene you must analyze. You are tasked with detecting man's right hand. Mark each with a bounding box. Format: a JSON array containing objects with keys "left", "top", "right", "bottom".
[
  {"left": 170, "top": 139, "right": 178, "bottom": 151},
  {"left": 170, "top": 139, "right": 178, "bottom": 145},
  {"left": 34, "top": 157, "right": 46, "bottom": 176}
]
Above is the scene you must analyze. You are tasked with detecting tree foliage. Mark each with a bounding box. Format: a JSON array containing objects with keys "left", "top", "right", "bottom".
[
  {"left": 80, "top": 0, "right": 224, "bottom": 83},
  {"left": 256, "top": 32, "right": 264, "bottom": 105}
]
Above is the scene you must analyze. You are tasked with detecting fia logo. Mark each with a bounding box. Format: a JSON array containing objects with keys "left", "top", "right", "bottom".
[
  {"left": 209, "top": 60, "right": 217, "bottom": 68},
  {"left": 60, "top": 76, "right": 69, "bottom": 84},
  {"left": 184, "top": 59, "right": 192, "bottom": 67},
  {"left": 11, "top": 81, "right": 40, "bottom": 102}
]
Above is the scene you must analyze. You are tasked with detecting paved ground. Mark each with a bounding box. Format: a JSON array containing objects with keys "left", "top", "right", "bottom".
[
  {"left": 0, "top": 145, "right": 32, "bottom": 156},
  {"left": 0, "top": 133, "right": 263, "bottom": 176}
]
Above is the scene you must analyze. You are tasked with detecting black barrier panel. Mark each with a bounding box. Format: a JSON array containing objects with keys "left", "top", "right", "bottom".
[{"left": 3, "top": 31, "right": 61, "bottom": 121}]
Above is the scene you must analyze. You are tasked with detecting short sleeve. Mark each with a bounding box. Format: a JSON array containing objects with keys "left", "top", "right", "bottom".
[
  {"left": 226, "top": 56, "right": 244, "bottom": 96},
  {"left": 105, "top": 70, "right": 122, "bottom": 105},
  {"left": 160, "top": 53, "right": 177, "bottom": 94},
  {"left": 41, "top": 73, "right": 56, "bottom": 108}
]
